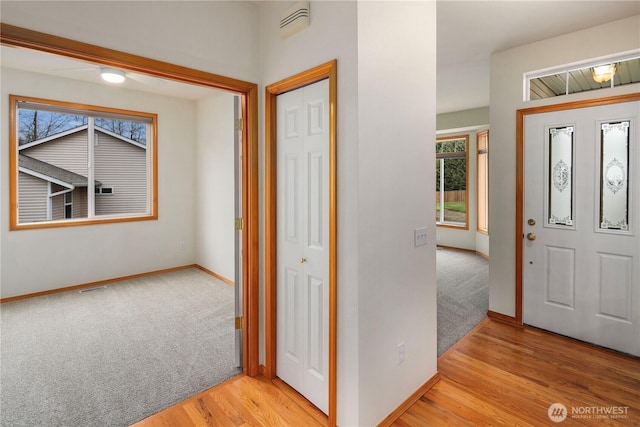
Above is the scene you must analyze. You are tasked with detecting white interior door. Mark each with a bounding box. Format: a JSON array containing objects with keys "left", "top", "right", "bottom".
[
  {"left": 276, "top": 79, "right": 329, "bottom": 413},
  {"left": 523, "top": 100, "right": 639, "bottom": 356}
]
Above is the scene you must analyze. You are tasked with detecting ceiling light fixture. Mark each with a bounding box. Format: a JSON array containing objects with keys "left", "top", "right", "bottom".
[
  {"left": 100, "top": 68, "right": 126, "bottom": 84},
  {"left": 592, "top": 63, "right": 616, "bottom": 83}
]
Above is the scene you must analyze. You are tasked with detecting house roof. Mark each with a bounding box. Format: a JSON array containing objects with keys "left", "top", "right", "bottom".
[
  {"left": 19, "top": 124, "right": 147, "bottom": 150},
  {"left": 18, "top": 154, "right": 101, "bottom": 187}
]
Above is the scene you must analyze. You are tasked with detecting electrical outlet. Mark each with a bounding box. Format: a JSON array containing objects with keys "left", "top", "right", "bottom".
[
  {"left": 397, "top": 342, "right": 405, "bottom": 364},
  {"left": 179, "top": 241, "right": 185, "bottom": 251},
  {"left": 414, "top": 227, "right": 428, "bottom": 247}
]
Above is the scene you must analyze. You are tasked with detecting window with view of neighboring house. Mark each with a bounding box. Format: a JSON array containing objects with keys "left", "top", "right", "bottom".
[
  {"left": 10, "top": 95, "right": 157, "bottom": 229},
  {"left": 436, "top": 135, "right": 468, "bottom": 228}
]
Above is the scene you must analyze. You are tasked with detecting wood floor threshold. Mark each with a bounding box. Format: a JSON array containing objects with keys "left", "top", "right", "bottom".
[
  {"left": 438, "top": 317, "right": 494, "bottom": 362},
  {"left": 486, "top": 310, "right": 518, "bottom": 324},
  {"left": 131, "top": 374, "right": 328, "bottom": 427}
]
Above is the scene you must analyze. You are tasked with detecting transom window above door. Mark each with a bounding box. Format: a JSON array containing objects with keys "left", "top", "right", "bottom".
[{"left": 526, "top": 52, "right": 640, "bottom": 100}]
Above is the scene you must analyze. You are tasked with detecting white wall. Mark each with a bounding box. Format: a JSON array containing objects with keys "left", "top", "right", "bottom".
[
  {"left": 258, "top": 2, "right": 361, "bottom": 424},
  {"left": 489, "top": 15, "right": 640, "bottom": 317},
  {"left": 260, "top": 2, "right": 437, "bottom": 425},
  {"left": 195, "top": 92, "right": 236, "bottom": 281},
  {"left": 356, "top": 2, "right": 437, "bottom": 425},
  {"left": 437, "top": 107, "right": 489, "bottom": 132},
  {"left": 1, "top": 68, "right": 197, "bottom": 298},
  {"left": 0, "top": 1, "right": 260, "bottom": 83},
  {"left": 0, "top": 0, "right": 260, "bottom": 296},
  {"left": 3, "top": 2, "right": 439, "bottom": 425}
]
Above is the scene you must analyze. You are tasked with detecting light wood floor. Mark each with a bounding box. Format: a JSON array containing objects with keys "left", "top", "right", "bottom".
[
  {"left": 131, "top": 374, "right": 327, "bottom": 427},
  {"left": 394, "top": 318, "right": 640, "bottom": 426},
  {"left": 133, "top": 319, "right": 640, "bottom": 426}
]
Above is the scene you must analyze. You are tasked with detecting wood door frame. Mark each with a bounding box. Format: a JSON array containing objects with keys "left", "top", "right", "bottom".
[
  {"left": 0, "top": 23, "right": 261, "bottom": 377},
  {"left": 515, "top": 92, "right": 640, "bottom": 324},
  {"left": 265, "top": 60, "right": 337, "bottom": 427}
]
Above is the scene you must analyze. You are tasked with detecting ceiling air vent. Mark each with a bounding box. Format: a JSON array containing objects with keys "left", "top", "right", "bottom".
[{"left": 280, "top": 1, "right": 310, "bottom": 39}]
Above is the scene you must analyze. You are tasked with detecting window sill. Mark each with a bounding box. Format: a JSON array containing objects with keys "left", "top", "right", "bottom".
[
  {"left": 436, "top": 223, "right": 469, "bottom": 231},
  {"left": 10, "top": 213, "right": 157, "bottom": 231}
]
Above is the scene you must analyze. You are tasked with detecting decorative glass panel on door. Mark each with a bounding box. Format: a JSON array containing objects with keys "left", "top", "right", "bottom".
[
  {"left": 547, "top": 126, "right": 574, "bottom": 227},
  {"left": 599, "top": 121, "right": 630, "bottom": 231}
]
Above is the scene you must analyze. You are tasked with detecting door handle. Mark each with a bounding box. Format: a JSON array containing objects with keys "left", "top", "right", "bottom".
[
  {"left": 299, "top": 258, "right": 307, "bottom": 263},
  {"left": 526, "top": 233, "right": 536, "bottom": 241}
]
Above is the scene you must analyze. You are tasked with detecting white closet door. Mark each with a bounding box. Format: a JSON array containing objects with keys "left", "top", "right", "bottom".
[{"left": 276, "top": 79, "right": 330, "bottom": 413}]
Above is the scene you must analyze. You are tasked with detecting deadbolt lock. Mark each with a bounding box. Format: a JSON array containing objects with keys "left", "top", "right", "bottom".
[{"left": 528, "top": 218, "right": 536, "bottom": 226}]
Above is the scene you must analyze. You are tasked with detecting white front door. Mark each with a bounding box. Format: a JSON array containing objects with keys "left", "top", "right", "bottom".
[
  {"left": 523, "top": 100, "right": 639, "bottom": 356},
  {"left": 276, "top": 79, "right": 329, "bottom": 413}
]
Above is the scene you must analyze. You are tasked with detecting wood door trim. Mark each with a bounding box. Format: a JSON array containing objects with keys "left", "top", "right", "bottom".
[
  {"left": 0, "top": 23, "right": 260, "bottom": 377},
  {"left": 265, "top": 60, "right": 338, "bottom": 427},
  {"left": 515, "top": 93, "right": 640, "bottom": 325}
]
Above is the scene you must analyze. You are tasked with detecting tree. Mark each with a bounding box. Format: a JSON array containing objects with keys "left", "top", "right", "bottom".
[
  {"left": 95, "top": 118, "right": 146, "bottom": 144},
  {"left": 18, "top": 109, "right": 146, "bottom": 145},
  {"left": 436, "top": 139, "right": 466, "bottom": 192},
  {"left": 18, "top": 110, "right": 85, "bottom": 145}
]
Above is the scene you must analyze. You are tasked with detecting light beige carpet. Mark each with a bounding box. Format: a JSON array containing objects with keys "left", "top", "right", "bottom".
[
  {"left": 437, "top": 248, "right": 489, "bottom": 356},
  {"left": 1, "top": 268, "right": 240, "bottom": 427}
]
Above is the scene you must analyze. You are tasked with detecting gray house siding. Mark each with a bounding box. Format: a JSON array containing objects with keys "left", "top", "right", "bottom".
[
  {"left": 23, "top": 131, "right": 89, "bottom": 177},
  {"left": 18, "top": 127, "right": 147, "bottom": 223},
  {"left": 18, "top": 172, "right": 48, "bottom": 223},
  {"left": 51, "top": 184, "right": 64, "bottom": 220},
  {"left": 73, "top": 187, "right": 88, "bottom": 219},
  {"left": 50, "top": 187, "right": 88, "bottom": 221},
  {"left": 94, "top": 132, "right": 147, "bottom": 215}
]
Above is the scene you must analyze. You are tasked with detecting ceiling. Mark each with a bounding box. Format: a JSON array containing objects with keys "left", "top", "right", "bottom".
[
  {"left": 0, "top": 45, "right": 218, "bottom": 101},
  {"left": 2, "top": 1, "right": 639, "bottom": 113},
  {"left": 436, "top": 0, "right": 640, "bottom": 114}
]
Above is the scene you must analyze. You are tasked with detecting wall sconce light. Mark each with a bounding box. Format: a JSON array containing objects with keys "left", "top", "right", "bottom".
[
  {"left": 592, "top": 64, "right": 616, "bottom": 83},
  {"left": 100, "top": 68, "right": 126, "bottom": 84}
]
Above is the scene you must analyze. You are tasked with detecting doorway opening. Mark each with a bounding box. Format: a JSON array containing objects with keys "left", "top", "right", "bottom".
[
  {"left": 434, "top": 127, "right": 490, "bottom": 356},
  {"left": 0, "top": 24, "right": 260, "bottom": 375}
]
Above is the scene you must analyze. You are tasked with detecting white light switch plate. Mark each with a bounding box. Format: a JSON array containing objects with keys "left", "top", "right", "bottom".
[{"left": 414, "top": 227, "right": 428, "bottom": 247}]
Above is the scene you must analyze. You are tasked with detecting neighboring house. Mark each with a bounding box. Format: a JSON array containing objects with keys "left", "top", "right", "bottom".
[{"left": 18, "top": 125, "right": 147, "bottom": 223}]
